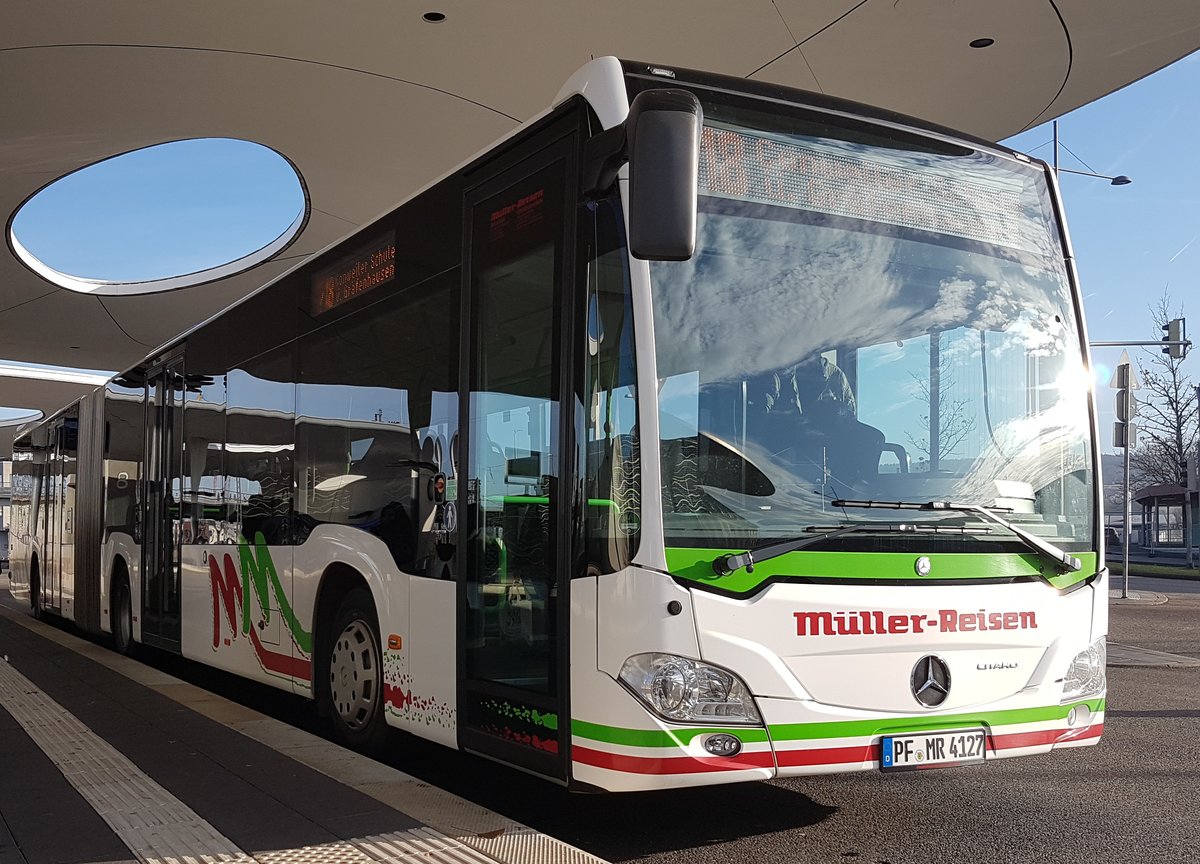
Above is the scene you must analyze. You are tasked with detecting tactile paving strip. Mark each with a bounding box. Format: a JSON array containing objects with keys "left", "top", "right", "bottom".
[
  {"left": 0, "top": 657, "right": 501, "bottom": 864},
  {"left": 0, "top": 656, "right": 253, "bottom": 863}
]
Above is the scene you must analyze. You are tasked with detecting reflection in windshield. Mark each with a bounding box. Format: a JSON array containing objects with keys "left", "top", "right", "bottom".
[{"left": 650, "top": 119, "right": 1092, "bottom": 550}]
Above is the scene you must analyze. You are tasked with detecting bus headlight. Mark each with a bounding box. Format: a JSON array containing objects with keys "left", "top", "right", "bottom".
[
  {"left": 618, "top": 653, "right": 762, "bottom": 725},
  {"left": 1061, "top": 637, "right": 1106, "bottom": 702}
]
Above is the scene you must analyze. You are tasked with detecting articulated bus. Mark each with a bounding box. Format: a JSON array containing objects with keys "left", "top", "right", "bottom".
[{"left": 8, "top": 58, "right": 1106, "bottom": 791}]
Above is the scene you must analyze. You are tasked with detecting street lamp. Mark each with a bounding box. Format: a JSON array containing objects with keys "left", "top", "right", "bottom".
[
  {"left": 1053, "top": 120, "right": 1132, "bottom": 185},
  {"left": 1056, "top": 166, "right": 1132, "bottom": 185}
]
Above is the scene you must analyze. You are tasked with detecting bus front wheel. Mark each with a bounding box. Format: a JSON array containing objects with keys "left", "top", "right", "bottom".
[{"left": 323, "top": 588, "right": 388, "bottom": 754}]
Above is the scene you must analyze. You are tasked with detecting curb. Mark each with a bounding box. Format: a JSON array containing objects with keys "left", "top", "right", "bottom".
[{"left": 1108, "top": 589, "right": 1169, "bottom": 606}]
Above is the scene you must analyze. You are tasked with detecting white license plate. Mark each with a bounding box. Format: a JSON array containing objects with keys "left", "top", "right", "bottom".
[{"left": 880, "top": 729, "right": 987, "bottom": 771}]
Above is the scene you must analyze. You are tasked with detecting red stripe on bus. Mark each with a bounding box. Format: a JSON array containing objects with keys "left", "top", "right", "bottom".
[
  {"left": 248, "top": 626, "right": 311, "bottom": 681},
  {"left": 775, "top": 743, "right": 874, "bottom": 768},
  {"left": 989, "top": 722, "right": 1103, "bottom": 752},
  {"left": 572, "top": 745, "right": 775, "bottom": 775}
]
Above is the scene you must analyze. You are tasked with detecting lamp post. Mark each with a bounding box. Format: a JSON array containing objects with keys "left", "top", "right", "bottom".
[{"left": 1053, "top": 121, "right": 1133, "bottom": 185}]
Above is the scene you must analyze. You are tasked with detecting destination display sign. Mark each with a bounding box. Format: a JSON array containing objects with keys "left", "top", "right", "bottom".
[
  {"left": 698, "top": 125, "right": 1037, "bottom": 255},
  {"left": 311, "top": 233, "right": 396, "bottom": 315}
]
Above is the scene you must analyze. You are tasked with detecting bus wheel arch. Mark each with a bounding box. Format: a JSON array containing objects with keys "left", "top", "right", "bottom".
[
  {"left": 110, "top": 556, "right": 134, "bottom": 655},
  {"left": 313, "top": 564, "right": 388, "bottom": 753}
]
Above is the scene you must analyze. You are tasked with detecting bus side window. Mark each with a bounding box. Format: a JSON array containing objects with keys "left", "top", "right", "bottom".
[
  {"left": 227, "top": 354, "right": 295, "bottom": 547},
  {"left": 296, "top": 273, "right": 459, "bottom": 577},
  {"left": 582, "top": 198, "right": 639, "bottom": 575},
  {"left": 182, "top": 375, "right": 226, "bottom": 544}
]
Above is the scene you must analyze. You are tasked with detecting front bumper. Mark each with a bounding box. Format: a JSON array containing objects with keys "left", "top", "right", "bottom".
[{"left": 569, "top": 681, "right": 1104, "bottom": 791}]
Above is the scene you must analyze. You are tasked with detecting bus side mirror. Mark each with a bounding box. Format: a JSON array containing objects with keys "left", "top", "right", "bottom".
[
  {"left": 626, "top": 89, "right": 702, "bottom": 262},
  {"left": 582, "top": 89, "right": 702, "bottom": 262}
]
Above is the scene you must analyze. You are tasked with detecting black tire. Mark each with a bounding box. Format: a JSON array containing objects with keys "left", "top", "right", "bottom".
[
  {"left": 29, "top": 562, "right": 42, "bottom": 620},
  {"left": 112, "top": 574, "right": 134, "bottom": 655},
  {"left": 322, "top": 587, "right": 388, "bottom": 754}
]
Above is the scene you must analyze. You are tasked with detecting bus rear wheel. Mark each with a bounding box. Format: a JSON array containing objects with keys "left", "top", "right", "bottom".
[
  {"left": 112, "top": 576, "right": 134, "bottom": 655},
  {"left": 29, "top": 564, "right": 42, "bottom": 619},
  {"left": 323, "top": 588, "right": 388, "bottom": 754}
]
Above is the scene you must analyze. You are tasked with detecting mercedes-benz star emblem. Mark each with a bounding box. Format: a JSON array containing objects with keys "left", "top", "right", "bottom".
[
  {"left": 914, "top": 556, "right": 932, "bottom": 576},
  {"left": 910, "top": 655, "right": 951, "bottom": 708}
]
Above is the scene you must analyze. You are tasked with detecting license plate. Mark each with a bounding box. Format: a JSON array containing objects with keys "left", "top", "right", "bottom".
[{"left": 880, "top": 729, "right": 987, "bottom": 771}]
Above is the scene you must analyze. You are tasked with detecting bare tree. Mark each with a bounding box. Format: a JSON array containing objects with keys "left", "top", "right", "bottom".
[
  {"left": 1130, "top": 292, "right": 1198, "bottom": 487},
  {"left": 907, "top": 332, "right": 976, "bottom": 470}
]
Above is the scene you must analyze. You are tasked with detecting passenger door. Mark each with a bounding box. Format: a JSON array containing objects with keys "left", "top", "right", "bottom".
[
  {"left": 39, "top": 418, "right": 67, "bottom": 614},
  {"left": 459, "top": 129, "right": 578, "bottom": 780},
  {"left": 141, "top": 357, "right": 185, "bottom": 650}
]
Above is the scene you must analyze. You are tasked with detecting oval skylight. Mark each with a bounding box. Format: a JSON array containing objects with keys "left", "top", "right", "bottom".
[
  {"left": 8, "top": 138, "right": 307, "bottom": 296},
  {"left": 0, "top": 408, "right": 44, "bottom": 428}
]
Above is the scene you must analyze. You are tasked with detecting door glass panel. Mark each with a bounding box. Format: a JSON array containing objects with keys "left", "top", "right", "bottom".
[{"left": 466, "top": 164, "right": 564, "bottom": 701}]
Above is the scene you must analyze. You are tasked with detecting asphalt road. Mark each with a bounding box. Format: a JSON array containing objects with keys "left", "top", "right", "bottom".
[
  {"left": 4, "top": 587, "right": 1198, "bottom": 864},
  {"left": 1127, "top": 572, "right": 1200, "bottom": 595}
]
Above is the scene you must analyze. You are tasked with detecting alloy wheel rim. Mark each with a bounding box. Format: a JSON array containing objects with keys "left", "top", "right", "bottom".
[{"left": 328, "top": 619, "right": 379, "bottom": 730}]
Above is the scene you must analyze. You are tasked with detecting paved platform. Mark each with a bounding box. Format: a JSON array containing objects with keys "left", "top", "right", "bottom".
[{"left": 0, "top": 591, "right": 605, "bottom": 864}]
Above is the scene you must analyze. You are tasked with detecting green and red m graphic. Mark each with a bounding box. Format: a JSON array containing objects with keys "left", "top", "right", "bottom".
[{"left": 210, "top": 533, "right": 312, "bottom": 682}]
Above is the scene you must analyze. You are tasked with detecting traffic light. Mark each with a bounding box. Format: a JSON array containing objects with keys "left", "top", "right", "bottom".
[
  {"left": 1162, "top": 318, "right": 1187, "bottom": 358},
  {"left": 1112, "top": 360, "right": 1137, "bottom": 449}
]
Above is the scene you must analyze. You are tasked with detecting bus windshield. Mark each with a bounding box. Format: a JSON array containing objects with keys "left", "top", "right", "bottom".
[{"left": 649, "top": 97, "right": 1093, "bottom": 552}]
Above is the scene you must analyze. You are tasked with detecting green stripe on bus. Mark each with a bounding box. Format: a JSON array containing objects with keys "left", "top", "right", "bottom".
[
  {"left": 571, "top": 719, "right": 771, "bottom": 747},
  {"left": 571, "top": 699, "right": 1104, "bottom": 748},
  {"left": 768, "top": 698, "right": 1105, "bottom": 742},
  {"left": 664, "top": 549, "right": 1098, "bottom": 594}
]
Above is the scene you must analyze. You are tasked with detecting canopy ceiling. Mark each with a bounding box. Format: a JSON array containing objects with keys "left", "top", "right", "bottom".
[{"left": 2, "top": 0, "right": 1199, "bottom": 452}]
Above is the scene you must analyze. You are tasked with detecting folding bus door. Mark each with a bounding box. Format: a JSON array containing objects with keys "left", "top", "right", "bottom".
[
  {"left": 459, "top": 130, "right": 579, "bottom": 781},
  {"left": 141, "top": 357, "right": 185, "bottom": 650}
]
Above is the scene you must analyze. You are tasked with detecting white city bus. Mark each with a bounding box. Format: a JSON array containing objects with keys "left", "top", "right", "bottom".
[{"left": 8, "top": 57, "right": 1106, "bottom": 792}]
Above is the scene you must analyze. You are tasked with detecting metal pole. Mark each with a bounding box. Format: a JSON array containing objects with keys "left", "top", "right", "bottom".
[
  {"left": 1193, "top": 387, "right": 1200, "bottom": 568},
  {"left": 1053, "top": 120, "right": 1059, "bottom": 176},
  {"left": 1186, "top": 486, "right": 1193, "bottom": 568},
  {"left": 1123, "top": 434, "right": 1131, "bottom": 599}
]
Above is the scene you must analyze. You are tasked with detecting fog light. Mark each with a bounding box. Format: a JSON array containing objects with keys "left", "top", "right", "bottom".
[{"left": 703, "top": 733, "right": 743, "bottom": 757}]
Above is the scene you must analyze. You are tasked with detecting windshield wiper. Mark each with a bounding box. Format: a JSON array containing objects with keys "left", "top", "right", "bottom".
[
  {"left": 831, "top": 499, "right": 1083, "bottom": 573},
  {"left": 713, "top": 523, "right": 907, "bottom": 576}
]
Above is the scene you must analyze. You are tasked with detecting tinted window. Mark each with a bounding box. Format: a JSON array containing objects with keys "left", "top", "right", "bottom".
[
  {"left": 296, "top": 273, "right": 459, "bottom": 574},
  {"left": 181, "top": 374, "right": 227, "bottom": 544},
  {"left": 227, "top": 350, "right": 296, "bottom": 546}
]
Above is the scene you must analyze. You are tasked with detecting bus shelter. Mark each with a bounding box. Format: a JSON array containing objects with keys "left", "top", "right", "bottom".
[{"left": 1133, "top": 483, "right": 1199, "bottom": 550}]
